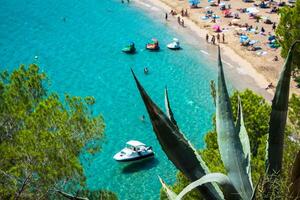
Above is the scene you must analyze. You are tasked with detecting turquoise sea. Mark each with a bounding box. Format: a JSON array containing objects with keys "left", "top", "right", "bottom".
[{"left": 0, "top": 0, "right": 222, "bottom": 199}]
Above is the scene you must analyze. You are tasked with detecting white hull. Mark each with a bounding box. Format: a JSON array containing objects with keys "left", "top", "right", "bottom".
[
  {"left": 167, "top": 42, "right": 180, "bottom": 50},
  {"left": 113, "top": 140, "right": 154, "bottom": 163}
]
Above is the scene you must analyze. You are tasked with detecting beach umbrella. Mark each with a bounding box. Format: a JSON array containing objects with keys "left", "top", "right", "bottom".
[
  {"left": 268, "top": 35, "right": 276, "bottom": 41},
  {"left": 189, "top": 0, "right": 200, "bottom": 4},
  {"left": 212, "top": 25, "right": 220, "bottom": 30},
  {"left": 240, "top": 35, "right": 249, "bottom": 43}
]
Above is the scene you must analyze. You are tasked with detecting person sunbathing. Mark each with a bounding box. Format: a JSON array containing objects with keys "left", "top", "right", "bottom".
[
  {"left": 273, "top": 56, "right": 278, "bottom": 61},
  {"left": 234, "top": 13, "right": 240, "bottom": 19},
  {"left": 265, "top": 82, "right": 274, "bottom": 90}
]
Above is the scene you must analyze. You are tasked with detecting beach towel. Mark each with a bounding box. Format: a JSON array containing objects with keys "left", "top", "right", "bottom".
[{"left": 256, "top": 51, "right": 267, "bottom": 56}]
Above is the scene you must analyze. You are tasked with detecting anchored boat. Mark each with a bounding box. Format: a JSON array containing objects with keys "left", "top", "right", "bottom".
[
  {"left": 113, "top": 140, "right": 154, "bottom": 162},
  {"left": 122, "top": 42, "right": 136, "bottom": 54},
  {"left": 146, "top": 38, "right": 160, "bottom": 51},
  {"left": 167, "top": 38, "right": 180, "bottom": 50}
]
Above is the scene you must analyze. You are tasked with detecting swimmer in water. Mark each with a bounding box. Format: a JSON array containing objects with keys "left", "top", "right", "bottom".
[
  {"left": 140, "top": 115, "right": 145, "bottom": 122},
  {"left": 144, "top": 67, "right": 149, "bottom": 74}
]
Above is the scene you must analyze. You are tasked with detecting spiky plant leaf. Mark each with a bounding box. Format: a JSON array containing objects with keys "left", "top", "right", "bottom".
[
  {"left": 164, "top": 87, "right": 178, "bottom": 128},
  {"left": 236, "top": 96, "right": 252, "bottom": 188},
  {"left": 216, "top": 46, "right": 253, "bottom": 199},
  {"left": 291, "top": 150, "right": 300, "bottom": 198},
  {"left": 169, "top": 173, "right": 240, "bottom": 200},
  {"left": 267, "top": 40, "right": 300, "bottom": 175},
  {"left": 251, "top": 176, "right": 263, "bottom": 200},
  {"left": 159, "top": 176, "right": 177, "bottom": 200},
  {"left": 131, "top": 70, "right": 223, "bottom": 200}
]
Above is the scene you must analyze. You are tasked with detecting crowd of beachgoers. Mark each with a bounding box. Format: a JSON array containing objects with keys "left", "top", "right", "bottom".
[{"left": 133, "top": 0, "right": 299, "bottom": 94}]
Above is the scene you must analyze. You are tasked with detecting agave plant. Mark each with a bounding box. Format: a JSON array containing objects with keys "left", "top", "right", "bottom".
[
  {"left": 132, "top": 41, "right": 299, "bottom": 200},
  {"left": 291, "top": 150, "right": 300, "bottom": 198}
]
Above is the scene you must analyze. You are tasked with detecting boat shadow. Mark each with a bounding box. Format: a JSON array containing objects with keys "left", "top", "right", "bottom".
[{"left": 121, "top": 157, "right": 159, "bottom": 174}]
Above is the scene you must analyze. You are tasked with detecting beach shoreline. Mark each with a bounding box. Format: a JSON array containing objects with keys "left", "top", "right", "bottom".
[{"left": 132, "top": 0, "right": 299, "bottom": 100}]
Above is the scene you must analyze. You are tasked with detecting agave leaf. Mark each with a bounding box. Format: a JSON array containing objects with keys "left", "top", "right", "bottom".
[
  {"left": 250, "top": 176, "right": 263, "bottom": 200},
  {"left": 164, "top": 87, "right": 178, "bottom": 128},
  {"left": 236, "top": 96, "right": 253, "bottom": 188},
  {"left": 267, "top": 40, "right": 300, "bottom": 175},
  {"left": 131, "top": 69, "right": 223, "bottom": 200},
  {"left": 216, "top": 46, "right": 253, "bottom": 199},
  {"left": 174, "top": 173, "right": 241, "bottom": 200},
  {"left": 291, "top": 150, "right": 300, "bottom": 198},
  {"left": 159, "top": 176, "right": 177, "bottom": 200}
]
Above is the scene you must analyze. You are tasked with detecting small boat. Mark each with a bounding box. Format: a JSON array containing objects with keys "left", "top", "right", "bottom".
[
  {"left": 113, "top": 140, "right": 154, "bottom": 162},
  {"left": 146, "top": 38, "right": 160, "bottom": 51},
  {"left": 167, "top": 38, "right": 181, "bottom": 50},
  {"left": 122, "top": 42, "right": 136, "bottom": 54}
]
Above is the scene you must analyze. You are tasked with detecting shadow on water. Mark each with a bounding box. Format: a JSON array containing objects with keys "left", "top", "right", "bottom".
[{"left": 121, "top": 157, "right": 159, "bottom": 174}]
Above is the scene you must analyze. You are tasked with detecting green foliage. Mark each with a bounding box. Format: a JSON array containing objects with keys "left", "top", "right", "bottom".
[
  {"left": 276, "top": 1, "right": 300, "bottom": 80},
  {"left": 289, "top": 94, "right": 300, "bottom": 135},
  {"left": 290, "top": 150, "right": 300, "bottom": 199},
  {"left": 0, "top": 65, "right": 110, "bottom": 199},
  {"left": 255, "top": 133, "right": 300, "bottom": 200},
  {"left": 201, "top": 131, "right": 226, "bottom": 174}
]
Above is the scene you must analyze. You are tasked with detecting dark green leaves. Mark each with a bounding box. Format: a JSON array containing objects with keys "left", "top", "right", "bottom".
[
  {"left": 290, "top": 150, "right": 300, "bottom": 198},
  {"left": 216, "top": 46, "right": 253, "bottom": 199},
  {"left": 267, "top": 41, "right": 300, "bottom": 175},
  {"left": 0, "top": 65, "right": 105, "bottom": 199}
]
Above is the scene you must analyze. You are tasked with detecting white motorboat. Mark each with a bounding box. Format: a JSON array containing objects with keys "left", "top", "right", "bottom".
[
  {"left": 167, "top": 38, "right": 180, "bottom": 50},
  {"left": 113, "top": 140, "right": 154, "bottom": 162}
]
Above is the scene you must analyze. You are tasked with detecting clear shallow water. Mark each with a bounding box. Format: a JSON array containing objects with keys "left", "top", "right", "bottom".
[{"left": 0, "top": 0, "right": 219, "bottom": 199}]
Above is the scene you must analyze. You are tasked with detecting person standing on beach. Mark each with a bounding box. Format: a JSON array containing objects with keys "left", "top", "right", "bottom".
[
  {"left": 181, "top": 9, "right": 184, "bottom": 17},
  {"left": 212, "top": 15, "right": 216, "bottom": 23},
  {"left": 165, "top": 13, "right": 168, "bottom": 21},
  {"left": 222, "top": 33, "right": 225, "bottom": 43},
  {"left": 181, "top": 19, "right": 184, "bottom": 27},
  {"left": 256, "top": 16, "right": 260, "bottom": 23},
  {"left": 206, "top": 34, "right": 209, "bottom": 42},
  {"left": 272, "top": 22, "right": 276, "bottom": 31},
  {"left": 185, "top": 9, "right": 188, "bottom": 17},
  {"left": 217, "top": 33, "right": 220, "bottom": 43},
  {"left": 211, "top": 35, "right": 216, "bottom": 45},
  {"left": 178, "top": 16, "right": 181, "bottom": 25}
]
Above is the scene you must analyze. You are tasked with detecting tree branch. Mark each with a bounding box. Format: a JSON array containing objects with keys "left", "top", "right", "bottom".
[
  {"left": 14, "top": 173, "right": 31, "bottom": 200},
  {"left": 56, "top": 190, "right": 89, "bottom": 200}
]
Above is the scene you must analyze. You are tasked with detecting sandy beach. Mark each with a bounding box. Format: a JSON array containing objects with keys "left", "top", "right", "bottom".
[{"left": 133, "top": 0, "right": 299, "bottom": 99}]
